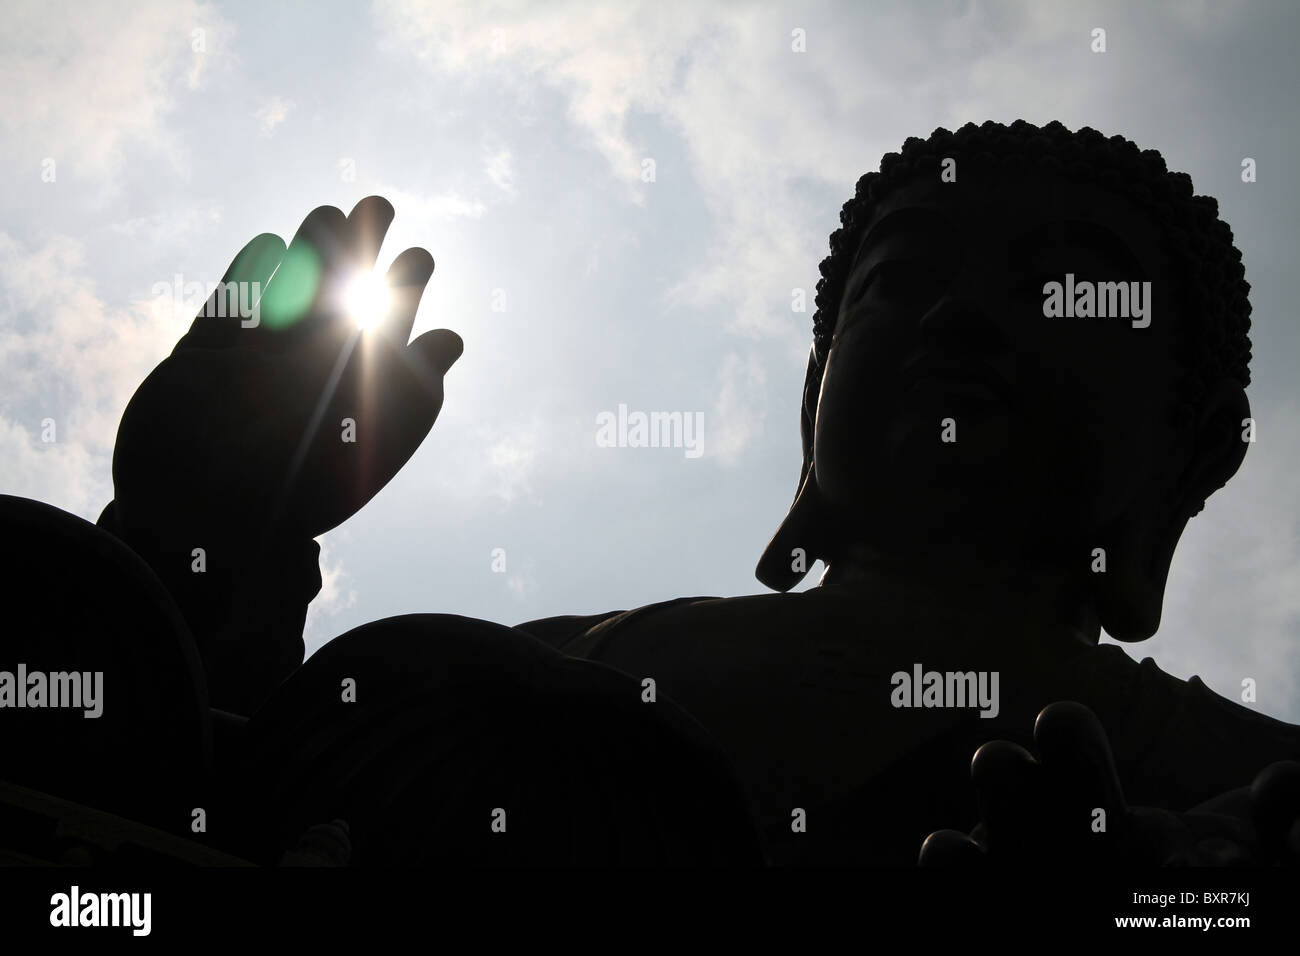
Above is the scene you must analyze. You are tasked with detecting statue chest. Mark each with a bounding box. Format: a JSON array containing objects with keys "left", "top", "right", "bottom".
[{"left": 577, "top": 590, "right": 1058, "bottom": 857}]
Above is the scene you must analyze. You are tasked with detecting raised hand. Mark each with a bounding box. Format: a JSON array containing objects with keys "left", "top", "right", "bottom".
[{"left": 112, "top": 196, "right": 462, "bottom": 550}]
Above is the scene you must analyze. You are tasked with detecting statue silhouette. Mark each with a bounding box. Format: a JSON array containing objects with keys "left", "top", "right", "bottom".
[{"left": 4, "top": 120, "right": 1297, "bottom": 866}]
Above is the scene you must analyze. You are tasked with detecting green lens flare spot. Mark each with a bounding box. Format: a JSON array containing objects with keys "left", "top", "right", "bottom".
[{"left": 260, "top": 243, "right": 323, "bottom": 330}]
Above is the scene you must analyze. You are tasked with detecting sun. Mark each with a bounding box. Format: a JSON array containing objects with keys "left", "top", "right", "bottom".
[{"left": 345, "top": 271, "right": 391, "bottom": 331}]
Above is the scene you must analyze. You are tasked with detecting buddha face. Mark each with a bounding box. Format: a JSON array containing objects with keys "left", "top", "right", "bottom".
[{"left": 812, "top": 171, "right": 1191, "bottom": 568}]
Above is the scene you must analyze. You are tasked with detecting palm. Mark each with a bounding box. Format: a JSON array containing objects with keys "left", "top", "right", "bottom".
[{"left": 112, "top": 198, "right": 462, "bottom": 545}]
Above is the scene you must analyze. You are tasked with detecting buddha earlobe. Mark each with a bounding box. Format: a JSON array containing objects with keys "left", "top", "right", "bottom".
[
  {"left": 1092, "top": 381, "right": 1251, "bottom": 642},
  {"left": 1090, "top": 501, "right": 1176, "bottom": 642},
  {"left": 756, "top": 463, "right": 832, "bottom": 592}
]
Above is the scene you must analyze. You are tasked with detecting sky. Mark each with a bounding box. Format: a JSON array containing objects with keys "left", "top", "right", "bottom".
[{"left": 1, "top": 0, "right": 1297, "bottom": 722}]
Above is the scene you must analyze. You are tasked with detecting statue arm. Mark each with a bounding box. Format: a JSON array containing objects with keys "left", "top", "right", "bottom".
[
  {"left": 96, "top": 197, "right": 458, "bottom": 714},
  {"left": 512, "top": 610, "right": 628, "bottom": 651},
  {"left": 96, "top": 499, "right": 319, "bottom": 716}
]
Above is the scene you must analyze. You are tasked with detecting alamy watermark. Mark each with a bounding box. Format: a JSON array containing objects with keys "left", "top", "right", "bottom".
[
  {"left": 595, "top": 403, "right": 704, "bottom": 459},
  {"left": 0, "top": 664, "right": 102, "bottom": 718},
  {"left": 1042, "top": 273, "right": 1151, "bottom": 328},
  {"left": 151, "top": 274, "right": 262, "bottom": 328},
  {"left": 50, "top": 886, "right": 150, "bottom": 936},
  {"left": 890, "top": 663, "right": 999, "bottom": 718}
]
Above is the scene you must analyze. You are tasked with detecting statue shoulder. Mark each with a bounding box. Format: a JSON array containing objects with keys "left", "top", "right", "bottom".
[
  {"left": 515, "top": 595, "right": 727, "bottom": 655},
  {"left": 515, "top": 590, "right": 830, "bottom": 658}
]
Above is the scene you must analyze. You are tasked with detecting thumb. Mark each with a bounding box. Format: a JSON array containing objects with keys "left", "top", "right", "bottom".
[
  {"left": 410, "top": 328, "right": 464, "bottom": 376},
  {"left": 370, "top": 328, "right": 463, "bottom": 468}
]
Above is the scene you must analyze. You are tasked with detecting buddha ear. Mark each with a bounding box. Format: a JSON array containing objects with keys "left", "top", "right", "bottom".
[
  {"left": 1171, "top": 380, "right": 1252, "bottom": 514},
  {"left": 756, "top": 463, "right": 831, "bottom": 591},
  {"left": 1093, "top": 380, "right": 1251, "bottom": 641}
]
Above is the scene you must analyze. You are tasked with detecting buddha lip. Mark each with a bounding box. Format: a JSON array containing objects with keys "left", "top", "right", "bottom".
[{"left": 901, "top": 355, "right": 1014, "bottom": 401}]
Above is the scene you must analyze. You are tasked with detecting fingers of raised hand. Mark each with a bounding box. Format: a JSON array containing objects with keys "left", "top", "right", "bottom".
[
  {"left": 1249, "top": 760, "right": 1300, "bottom": 863},
  {"left": 364, "top": 327, "right": 463, "bottom": 461},
  {"left": 378, "top": 246, "right": 435, "bottom": 348},
  {"left": 198, "top": 199, "right": 421, "bottom": 357},
  {"left": 1033, "top": 701, "right": 1127, "bottom": 831},
  {"left": 346, "top": 195, "right": 395, "bottom": 273},
  {"left": 254, "top": 205, "right": 347, "bottom": 340},
  {"left": 917, "top": 828, "right": 985, "bottom": 867},
  {"left": 931, "top": 703, "right": 1131, "bottom": 865},
  {"left": 179, "top": 232, "right": 285, "bottom": 349},
  {"left": 969, "top": 739, "right": 1050, "bottom": 861}
]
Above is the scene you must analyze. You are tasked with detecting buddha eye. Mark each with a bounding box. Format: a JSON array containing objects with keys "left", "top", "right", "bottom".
[
  {"left": 1014, "top": 272, "right": 1059, "bottom": 298},
  {"left": 834, "top": 261, "right": 946, "bottom": 343},
  {"left": 1014, "top": 270, "right": 1111, "bottom": 302},
  {"left": 850, "top": 259, "right": 944, "bottom": 307}
]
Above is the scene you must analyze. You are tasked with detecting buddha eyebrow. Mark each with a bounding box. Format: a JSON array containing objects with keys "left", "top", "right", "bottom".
[
  {"left": 852, "top": 207, "right": 953, "bottom": 267},
  {"left": 1011, "top": 220, "right": 1146, "bottom": 276}
]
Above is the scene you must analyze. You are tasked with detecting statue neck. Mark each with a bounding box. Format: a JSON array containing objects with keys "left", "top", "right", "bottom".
[{"left": 819, "top": 544, "right": 1102, "bottom": 650}]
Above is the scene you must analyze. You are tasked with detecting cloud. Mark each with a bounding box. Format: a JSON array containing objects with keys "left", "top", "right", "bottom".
[
  {"left": 708, "top": 351, "right": 767, "bottom": 465},
  {"left": 371, "top": 1, "right": 860, "bottom": 345},
  {"left": 0, "top": 414, "right": 100, "bottom": 519},
  {"left": 485, "top": 147, "right": 516, "bottom": 196},
  {"left": 0, "top": 0, "right": 232, "bottom": 188},
  {"left": 304, "top": 533, "right": 359, "bottom": 650},
  {"left": 106, "top": 203, "right": 225, "bottom": 244},
  {"left": 373, "top": 0, "right": 700, "bottom": 200},
  {"left": 370, "top": 184, "right": 487, "bottom": 222},
  {"left": 0, "top": 231, "right": 177, "bottom": 520},
  {"left": 505, "top": 558, "right": 540, "bottom": 599},
  {"left": 484, "top": 420, "right": 541, "bottom": 505},
  {"left": 254, "top": 95, "right": 294, "bottom": 136},
  {"left": 419, "top": 409, "right": 546, "bottom": 510}
]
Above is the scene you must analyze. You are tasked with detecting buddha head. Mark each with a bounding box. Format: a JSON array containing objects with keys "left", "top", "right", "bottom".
[{"left": 756, "top": 120, "right": 1253, "bottom": 641}]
